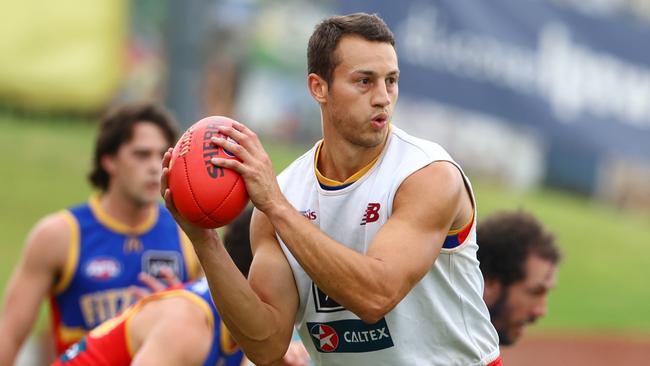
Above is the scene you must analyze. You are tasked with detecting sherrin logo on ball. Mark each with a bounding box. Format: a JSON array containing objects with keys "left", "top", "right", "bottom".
[{"left": 168, "top": 116, "right": 249, "bottom": 229}]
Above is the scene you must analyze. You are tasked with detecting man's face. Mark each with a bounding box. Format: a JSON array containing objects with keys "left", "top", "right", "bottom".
[
  {"left": 488, "top": 255, "right": 558, "bottom": 345},
  {"left": 323, "top": 35, "right": 399, "bottom": 148},
  {"left": 104, "top": 121, "right": 170, "bottom": 206}
]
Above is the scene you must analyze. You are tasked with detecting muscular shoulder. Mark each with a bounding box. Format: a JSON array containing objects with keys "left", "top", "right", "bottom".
[
  {"left": 23, "top": 211, "right": 74, "bottom": 269},
  {"left": 397, "top": 161, "right": 464, "bottom": 202},
  {"left": 393, "top": 161, "right": 467, "bottom": 230}
]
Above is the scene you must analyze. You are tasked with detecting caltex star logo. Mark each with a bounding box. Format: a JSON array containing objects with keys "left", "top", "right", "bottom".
[{"left": 310, "top": 324, "right": 339, "bottom": 352}]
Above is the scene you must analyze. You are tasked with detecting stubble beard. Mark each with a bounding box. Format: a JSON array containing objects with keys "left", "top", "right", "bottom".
[
  {"left": 330, "top": 109, "right": 387, "bottom": 148},
  {"left": 488, "top": 288, "right": 516, "bottom": 346}
]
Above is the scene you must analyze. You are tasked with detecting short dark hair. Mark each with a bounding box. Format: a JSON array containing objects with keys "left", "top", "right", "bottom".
[
  {"left": 223, "top": 207, "right": 254, "bottom": 278},
  {"left": 477, "top": 210, "right": 561, "bottom": 287},
  {"left": 89, "top": 101, "right": 178, "bottom": 191},
  {"left": 308, "top": 12, "right": 395, "bottom": 85}
]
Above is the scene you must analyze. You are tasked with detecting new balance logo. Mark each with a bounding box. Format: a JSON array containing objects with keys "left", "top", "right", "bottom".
[{"left": 360, "top": 203, "right": 381, "bottom": 225}]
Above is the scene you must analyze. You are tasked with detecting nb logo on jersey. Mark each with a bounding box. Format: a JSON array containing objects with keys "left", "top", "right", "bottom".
[{"left": 360, "top": 203, "right": 381, "bottom": 225}]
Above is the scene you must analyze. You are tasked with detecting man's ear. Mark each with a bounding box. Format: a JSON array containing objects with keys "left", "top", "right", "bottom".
[
  {"left": 101, "top": 154, "right": 116, "bottom": 176},
  {"left": 483, "top": 278, "right": 502, "bottom": 306},
  {"left": 308, "top": 73, "right": 328, "bottom": 103}
]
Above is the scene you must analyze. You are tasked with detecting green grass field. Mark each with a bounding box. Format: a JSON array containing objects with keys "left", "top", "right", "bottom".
[{"left": 1, "top": 116, "right": 649, "bottom": 334}]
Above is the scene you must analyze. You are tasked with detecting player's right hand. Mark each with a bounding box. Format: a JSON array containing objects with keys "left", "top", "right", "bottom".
[{"left": 208, "top": 121, "right": 289, "bottom": 215}]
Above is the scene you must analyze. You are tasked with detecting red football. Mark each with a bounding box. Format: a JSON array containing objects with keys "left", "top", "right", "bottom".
[{"left": 168, "top": 116, "right": 249, "bottom": 228}]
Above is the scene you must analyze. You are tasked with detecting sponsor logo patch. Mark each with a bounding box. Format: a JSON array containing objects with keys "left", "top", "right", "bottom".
[
  {"left": 84, "top": 257, "right": 121, "bottom": 281},
  {"left": 60, "top": 337, "right": 87, "bottom": 362},
  {"left": 307, "top": 318, "right": 394, "bottom": 353},
  {"left": 309, "top": 323, "right": 339, "bottom": 352},
  {"left": 142, "top": 251, "right": 182, "bottom": 279},
  {"left": 312, "top": 283, "right": 344, "bottom": 313}
]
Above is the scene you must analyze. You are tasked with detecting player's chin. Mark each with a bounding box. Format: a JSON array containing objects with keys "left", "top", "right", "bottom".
[
  {"left": 511, "top": 324, "right": 527, "bottom": 341},
  {"left": 139, "top": 189, "right": 161, "bottom": 204}
]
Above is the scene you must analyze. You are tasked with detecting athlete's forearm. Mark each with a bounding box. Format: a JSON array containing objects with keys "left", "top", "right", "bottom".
[
  {"left": 191, "top": 235, "right": 291, "bottom": 363},
  {"left": 264, "top": 202, "right": 397, "bottom": 323},
  {"left": 0, "top": 326, "right": 20, "bottom": 366}
]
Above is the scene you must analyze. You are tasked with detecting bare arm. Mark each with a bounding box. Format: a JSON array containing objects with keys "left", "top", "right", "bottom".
[
  {"left": 210, "top": 122, "right": 471, "bottom": 323},
  {"left": 130, "top": 297, "right": 212, "bottom": 366},
  {"left": 0, "top": 213, "right": 68, "bottom": 365},
  {"left": 267, "top": 162, "right": 470, "bottom": 322},
  {"left": 161, "top": 150, "right": 299, "bottom": 365}
]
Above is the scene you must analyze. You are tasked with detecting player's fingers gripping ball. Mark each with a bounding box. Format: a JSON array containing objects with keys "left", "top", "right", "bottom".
[{"left": 168, "top": 116, "right": 249, "bottom": 228}]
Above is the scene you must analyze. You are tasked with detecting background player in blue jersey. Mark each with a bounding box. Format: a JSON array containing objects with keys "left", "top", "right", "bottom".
[
  {"left": 0, "top": 102, "right": 201, "bottom": 365},
  {"left": 52, "top": 208, "right": 311, "bottom": 366}
]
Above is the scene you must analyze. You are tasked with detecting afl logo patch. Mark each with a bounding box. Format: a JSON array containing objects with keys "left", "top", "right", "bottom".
[
  {"left": 84, "top": 258, "right": 121, "bottom": 281},
  {"left": 310, "top": 324, "right": 339, "bottom": 352}
]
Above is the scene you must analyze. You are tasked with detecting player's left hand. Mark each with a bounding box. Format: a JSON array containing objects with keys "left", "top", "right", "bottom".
[
  {"left": 209, "top": 121, "right": 287, "bottom": 214},
  {"left": 161, "top": 148, "right": 220, "bottom": 246}
]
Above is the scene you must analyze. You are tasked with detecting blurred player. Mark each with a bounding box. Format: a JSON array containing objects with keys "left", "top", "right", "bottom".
[
  {"left": 52, "top": 208, "right": 311, "bottom": 366},
  {"left": 478, "top": 210, "right": 561, "bottom": 345},
  {"left": 163, "top": 13, "right": 500, "bottom": 365},
  {"left": 0, "top": 102, "right": 201, "bottom": 365}
]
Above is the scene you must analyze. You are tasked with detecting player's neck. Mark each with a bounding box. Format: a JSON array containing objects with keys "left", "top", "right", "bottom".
[
  {"left": 98, "top": 190, "right": 156, "bottom": 228},
  {"left": 318, "top": 132, "right": 388, "bottom": 183}
]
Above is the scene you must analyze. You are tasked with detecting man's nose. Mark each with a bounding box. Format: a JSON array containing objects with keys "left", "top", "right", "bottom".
[
  {"left": 371, "top": 82, "right": 391, "bottom": 108},
  {"left": 531, "top": 297, "right": 548, "bottom": 319}
]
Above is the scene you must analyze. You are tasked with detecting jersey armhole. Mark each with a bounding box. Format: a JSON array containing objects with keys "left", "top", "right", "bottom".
[
  {"left": 441, "top": 161, "right": 477, "bottom": 251},
  {"left": 52, "top": 210, "right": 80, "bottom": 294},
  {"left": 179, "top": 229, "right": 201, "bottom": 279},
  {"left": 220, "top": 321, "right": 240, "bottom": 356}
]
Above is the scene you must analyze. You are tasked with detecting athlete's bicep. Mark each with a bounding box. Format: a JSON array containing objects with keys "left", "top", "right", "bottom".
[
  {"left": 367, "top": 162, "right": 467, "bottom": 298},
  {"left": 249, "top": 209, "right": 299, "bottom": 338}
]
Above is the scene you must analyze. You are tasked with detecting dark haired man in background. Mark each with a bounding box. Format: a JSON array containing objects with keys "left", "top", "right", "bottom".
[
  {"left": 0, "top": 102, "right": 200, "bottom": 365},
  {"left": 478, "top": 210, "right": 561, "bottom": 345}
]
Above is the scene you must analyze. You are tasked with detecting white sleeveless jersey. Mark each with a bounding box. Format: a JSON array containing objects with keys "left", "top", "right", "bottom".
[{"left": 276, "top": 126, "right": 500, "bottom": 365}]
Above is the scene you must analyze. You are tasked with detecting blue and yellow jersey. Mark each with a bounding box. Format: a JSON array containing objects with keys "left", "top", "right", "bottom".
[
  {"left": 49, "top": 195, "right": 200, "bottom": 354},
  {"left": 53, "top": 278, "right": 244, "bottom": 366}
]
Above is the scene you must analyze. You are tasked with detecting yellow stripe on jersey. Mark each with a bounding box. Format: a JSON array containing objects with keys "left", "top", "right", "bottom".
[
  {"left": 118, "top": 289, "right": 215, "bottom": 357},
  {"left": 57, "top": 324, "right": 87, "bottom": 343},
  {"left": 179, "top": 229, "right": 201, "bottom": 279},
  {"left": 89, "top": 194, "right": 158, "bottom": 235},
  {"left": 447, "top": 210, "right": 474, "bottom": 236},
  {"left": 53, "top": 211, "right": 80, "bottom": 294},
  {"left": 143, "top": 290, "right": 215, "bottom": 330},
  {"left": 220, "top": 321, "right": 239, "bottom": 355},
  {"left": 314, "top": 143, "right": 384, "bottom": 187}
]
